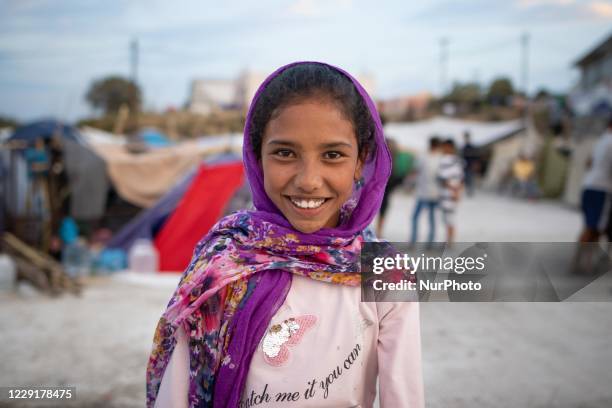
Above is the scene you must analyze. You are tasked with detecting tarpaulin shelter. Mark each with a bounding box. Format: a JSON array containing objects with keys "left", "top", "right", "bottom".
[
  {"left": 155, "top": 160, "right": 245, "bottom": 271},
  {"left": 87, "top": 132, "right": 242, "bottom": 208},
  {"left": 137, "top": 128, "right": 173, "bottom": 148},
  {"left": 105, "top": 152, "right": 241, "bottom": 251},
  {"left": 1, "top": 119, "right": 112, "bottom": 249},
  {"left": 107, "top": 154, "right": 248, "bottom": 272},
  {"left": 8, "top": 119, "right": 83, "bottom": 145}
]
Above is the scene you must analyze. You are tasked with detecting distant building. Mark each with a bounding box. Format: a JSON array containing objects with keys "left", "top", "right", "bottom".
[
  {"left": 378, "top": 92, "right": 433, "bottom": 121},
  {"left": 564, "top": 32, "right": 612, "bottom": 207},
  {"left": 235, "top": 70, "right": 268, "bottom": 111},
  {"left": 569, "top": 33, "right": 612, "bottom": 116},
  {"left": 187, "top": 69, "right": 377, "bottom": 114},
  {"left": 355, "top": 73, "right": 376, "bottom": 100},
  {"left": 187, "top": 79, "right": 238, "bottom": 114}
]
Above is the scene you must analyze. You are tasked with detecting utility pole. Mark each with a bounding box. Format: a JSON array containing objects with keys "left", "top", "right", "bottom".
[
  {"left": 129, "top": 38, "right": 140, "bottom": 131},
  {"left": 520, "top": 32, "right": 529, "bottom": 97},
  {"left": 439, "top": 37, "right": 449, "bottom": 97},
  {"left": 472, "top": 68, "right": 480, "bottom": 87},
  {"left": 130, "top": 38, "right": 139, "bottom": 85}
]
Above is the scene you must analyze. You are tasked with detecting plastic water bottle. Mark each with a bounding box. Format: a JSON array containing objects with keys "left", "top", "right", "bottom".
[
  {"left": 128, "top": 239, "right": 158, "bottom": 273},
  {"left": 93, "top": 248, "right": 127, "bottom": 274},
  {"left": 62, "top": 238, "right": 91, "bottom": 278},
  {"left": 0, "top": 254, "right": 16, "bottom": 292}
]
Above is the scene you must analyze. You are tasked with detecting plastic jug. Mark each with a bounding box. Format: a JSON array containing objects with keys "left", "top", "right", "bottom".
[
  {"left": 62, "top": 238, "right": 91, "bottom": 278},
  {"left": 0, "top": 254, "right": 16, "bottom": 292},
  {"left": 128, "top": 239, "right": 158, "bottom": 273}
]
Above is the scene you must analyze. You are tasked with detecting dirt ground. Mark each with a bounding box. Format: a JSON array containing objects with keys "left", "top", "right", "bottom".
[{"left": 1, "top": 192, "right": 611, "bottom": 407}]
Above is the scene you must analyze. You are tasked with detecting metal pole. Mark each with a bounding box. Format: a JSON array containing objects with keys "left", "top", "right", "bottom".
[
  {"left": 130, "top": 38, "right": 139, "bottom": 85},
  {"left": 440, "top": 37, "right": 449, "bottom": 96}
]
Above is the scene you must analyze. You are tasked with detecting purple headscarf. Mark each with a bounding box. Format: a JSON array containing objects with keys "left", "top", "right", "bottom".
[
  {"left": 243, "top": 61, "right": 391, "bottom": 240},
  {"left": 146, "top": 61, "right": 391, "bottom": 408}
]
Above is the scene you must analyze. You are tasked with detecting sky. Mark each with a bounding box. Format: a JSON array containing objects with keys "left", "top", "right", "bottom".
[{"left": 0, "top": 0, "right": 610, "bottom": 122}]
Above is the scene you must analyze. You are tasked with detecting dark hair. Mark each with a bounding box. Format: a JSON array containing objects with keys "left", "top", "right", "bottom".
[
  {"left": 443, "top": 138, "right": 455, "bottom": 148},
  {"left": 429, "top": 137, "right": 441, "bottom": 149},
  {"left": 249, "top": 63, "right": 377, "bottom": 161}
]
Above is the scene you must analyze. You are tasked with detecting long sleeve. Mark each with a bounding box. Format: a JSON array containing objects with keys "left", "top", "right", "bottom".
[
  {"left": 154, "top": 326, "right": 190, "bottom": 408},
  {"left": 377, "top": 301, "right": 425, "bottom": 408}
]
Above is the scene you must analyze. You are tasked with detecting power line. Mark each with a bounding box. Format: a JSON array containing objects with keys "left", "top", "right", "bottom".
[{"left": 520, "top": 32, "right": 530, "bottom": 95}]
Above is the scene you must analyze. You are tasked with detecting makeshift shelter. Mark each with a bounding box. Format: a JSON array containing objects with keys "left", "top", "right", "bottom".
[
  {"left": 107, "top": 155, "right": 247, "bottom": 272},
  {"left": 155, "top": 161, "right": 245, "bottom": 271},
  {"left": 1, "top": 119, "right": 104, "bottom": 249},
  {"left": 137, "top": 128, "right": 173, "bottom": 148},
  {"left": 384, "top": 116, "right": 524, "bottom": 153},
  {"left": 7, "top": 119, "right": 83, "bottom": 146},
  {"left": 385, "top": 116, "right": 533, "bottom": 190},
  {"left": 86, "top": 131, "right": 242, "bottom": 208},
  {"left": 106, "top": 152, "right": 241, "bottom": 251}
]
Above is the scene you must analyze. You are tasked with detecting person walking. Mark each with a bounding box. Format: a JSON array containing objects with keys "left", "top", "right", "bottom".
[
  {"left": 461, "top": 131, "right": 478, "bottom": 197},
  {"left": 579, "top": 117, "right": 612, "bottom": 243},
  {"left": 438, "top": 139, "right": 465, "bottom": 245},
  {"left": 410, "top": 137, "right": 442, "bottom": 245}
]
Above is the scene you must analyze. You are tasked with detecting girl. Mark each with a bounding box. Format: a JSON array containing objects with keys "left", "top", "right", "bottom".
[{"left": 146, "top": 62, "right": 424, "bottom": 408}]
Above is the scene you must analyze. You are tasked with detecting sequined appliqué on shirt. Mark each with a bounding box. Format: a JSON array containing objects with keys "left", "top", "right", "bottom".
[{"left": 262, "top": 315, "right": 317, "bottom": 366}]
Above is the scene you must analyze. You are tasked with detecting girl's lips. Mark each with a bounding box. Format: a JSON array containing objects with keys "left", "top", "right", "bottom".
[{"left": 284, "top": 196, "right": 331, "bottom": 216}]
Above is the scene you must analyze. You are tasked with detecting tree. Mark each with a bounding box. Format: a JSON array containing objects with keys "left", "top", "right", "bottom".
[
  {"left": 443, "top": 82, "right": 483, "bottom": 114},
  {"left": 534, "top": 88, "right": 551, "bottom": 101},
  {"left": 446, "top": 82, "right": 482, "bottom": 105},
  {"left": 0, "top": 115, "right": 18, "bottom": 128},
  {"left": 85, "top": 76, "right": 142, "bottom": 115},
  {"left": 487, "top": 77, "right": 514, "bottom": 106}
]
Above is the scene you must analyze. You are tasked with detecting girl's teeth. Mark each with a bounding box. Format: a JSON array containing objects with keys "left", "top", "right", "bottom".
[{"left": 292, "top": 198, "right": 325, "bottom": 209}]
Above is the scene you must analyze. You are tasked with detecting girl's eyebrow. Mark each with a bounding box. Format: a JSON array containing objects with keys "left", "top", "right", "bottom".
[
  {"left": 266, "top": 139, "right": 353, "bottom": 149},
  {"left": 320, "top": 142, "right": 353, "bottom": 149},
  {"left": 266, "top": 139, "right": 296, "bottom": 146}
]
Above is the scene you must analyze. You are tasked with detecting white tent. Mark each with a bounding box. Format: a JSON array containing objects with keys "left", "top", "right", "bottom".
[{"left": 384, "top": 116, "right": 524, "bottom": 153}]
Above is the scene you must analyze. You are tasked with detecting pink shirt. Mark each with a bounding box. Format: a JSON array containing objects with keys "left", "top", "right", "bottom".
[{"left": 155, "top": 275, "right": 424, "bottom": 408}]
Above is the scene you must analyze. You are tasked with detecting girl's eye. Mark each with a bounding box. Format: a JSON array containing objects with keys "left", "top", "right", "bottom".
[
  {"left": 324, "top": 151, "right": 344, "bottom": 160},
  {"left": 273, "top": 149, "right": 294, "bottom": 158}
]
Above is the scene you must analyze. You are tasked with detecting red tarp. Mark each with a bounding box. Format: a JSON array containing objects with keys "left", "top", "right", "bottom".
[{"left": 154, "top": 162, "right": 244, "bottom": 272}]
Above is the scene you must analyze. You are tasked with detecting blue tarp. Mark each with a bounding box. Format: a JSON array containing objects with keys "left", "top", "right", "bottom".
[
  {"left": 8, "top": 119, "right": 82, "bottom": 145},
  {"left": 138, "top": 128, "right": 172, "bottom": 148}
]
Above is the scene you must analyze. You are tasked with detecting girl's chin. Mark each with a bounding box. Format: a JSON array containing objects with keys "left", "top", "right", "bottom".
[
  {"left": 288, "top": 220, "right": 326, "bottom": 234},
  {"left": 287, "top": 215, "right": 340, "bottom": 234}
]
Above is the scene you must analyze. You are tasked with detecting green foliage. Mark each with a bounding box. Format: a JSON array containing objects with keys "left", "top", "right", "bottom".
[
  {"left": 487, "top": 77, "right": 514, "bottom": 105},
  {"left": 446, "top": 82, "right": 482, "bottom": 105},
  {"left": 85, "top": 76, "right": 142, "bottom": 115},
  {"left": 77, "top": 115, "right": 118, "bottom": 132},
  {"left": 0, "top": 115, "right": 19, "bottom": 128}
]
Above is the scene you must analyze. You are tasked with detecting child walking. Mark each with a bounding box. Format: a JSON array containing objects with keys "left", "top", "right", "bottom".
[
  {"left": 146, "top": 62, "right": 424, "bottom": 408},
  {"left": 438, "top": 139, "right": 464, "bottom": 244}
]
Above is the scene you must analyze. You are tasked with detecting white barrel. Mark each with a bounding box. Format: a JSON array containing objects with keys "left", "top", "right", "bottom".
[{"left": 128, "top": 239, "right": 159, "bottom": 273}]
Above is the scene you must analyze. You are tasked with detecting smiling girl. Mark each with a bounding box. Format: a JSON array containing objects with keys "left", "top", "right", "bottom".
[{"left": 146, "top": 62, "right": 424, "bottom": 408}]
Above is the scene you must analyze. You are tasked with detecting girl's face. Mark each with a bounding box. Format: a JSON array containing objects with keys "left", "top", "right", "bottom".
[{"left": 261, "top": 98, "right": 363, "bottom": 234}]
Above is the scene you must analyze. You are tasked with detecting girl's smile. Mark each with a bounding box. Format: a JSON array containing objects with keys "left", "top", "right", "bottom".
[{"left": 261, "top": 98, "right": 363, "bottom": 233}]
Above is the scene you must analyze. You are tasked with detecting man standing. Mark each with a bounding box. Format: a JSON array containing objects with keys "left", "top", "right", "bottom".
[
  {"left": 410, "top": 137, "right": 442, "bottom": 244},
  {"left": 461, "top": 131, "right": 479, "bottom": 197},
  {"left": 579, "top": 117, "right": 612, "bottom": 243}
]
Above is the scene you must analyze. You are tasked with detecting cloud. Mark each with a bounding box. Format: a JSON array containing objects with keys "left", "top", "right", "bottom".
[
  {"left": 517, "top": 0, "right": 575, "bottom": 7},
  {"left": 287, "top": 0, "right": 353, "bottom": 18},
  {"left": 588, "top": 1, "right": 612, "bottom": 18}
]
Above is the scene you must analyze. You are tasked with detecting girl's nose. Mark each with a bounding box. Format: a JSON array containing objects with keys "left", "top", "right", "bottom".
[{"left": 294, "top": 160, "right": 323, "bottom": 192}]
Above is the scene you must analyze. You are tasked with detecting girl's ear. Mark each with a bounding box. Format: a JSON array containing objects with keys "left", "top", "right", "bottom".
[{"left": 354, "top": 150, "right": 366, "bottom": 181}]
